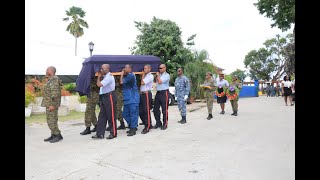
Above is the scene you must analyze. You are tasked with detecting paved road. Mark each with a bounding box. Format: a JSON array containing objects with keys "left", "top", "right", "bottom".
[{"left": 25, "top": 96, "right": 295, "bottom": 180}]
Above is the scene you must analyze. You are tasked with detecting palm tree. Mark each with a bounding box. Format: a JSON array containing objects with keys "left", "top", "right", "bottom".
[{"left": 63, "top": 6, "right": 89, "bottom": 56}]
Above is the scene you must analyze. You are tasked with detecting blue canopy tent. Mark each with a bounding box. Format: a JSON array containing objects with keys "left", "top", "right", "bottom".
[{"left": 76, "top": 55, "right": 161, "bottom": 96}]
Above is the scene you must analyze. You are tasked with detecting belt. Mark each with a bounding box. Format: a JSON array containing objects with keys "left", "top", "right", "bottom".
[
  {"left": 100, "top": 91, "right": 113, "bottom": 96},
  {"left": 157, "top": 89, "right": 168, "bottom": 92},
  {"left": 140, "top": 91, "right": 151, "bottom": 94}
]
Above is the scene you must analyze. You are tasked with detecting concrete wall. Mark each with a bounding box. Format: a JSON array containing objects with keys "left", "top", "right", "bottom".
[{"left": 31, "top": 96, "right": 80, "bottom": 115}]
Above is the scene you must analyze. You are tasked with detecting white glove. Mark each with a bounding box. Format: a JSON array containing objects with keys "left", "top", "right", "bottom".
[
  {"left": 184, "top": 95, "right": 188, "bottom": 101},
  {"left": 175, "top": 97, "right": 177, "bottom": 101}
]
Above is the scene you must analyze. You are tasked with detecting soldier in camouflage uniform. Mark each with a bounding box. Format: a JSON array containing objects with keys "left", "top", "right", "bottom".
[
  {"left": 175, "top": 68, "right": 190, "bottom": 124},
  {"left": 203, "top": 72, "right": 216, "bottom": 120},
  {"left": 41, "top": 66, "right": 63, "bottom": 143},
  {"left": 80, "top": 76, "right": 100, "bottom": 135},
  {"left": 229, "top": 76, "right": 242, "bottom": 116},
  {"left": 114, "top": 75, "right": 126, "bottom": 130}
]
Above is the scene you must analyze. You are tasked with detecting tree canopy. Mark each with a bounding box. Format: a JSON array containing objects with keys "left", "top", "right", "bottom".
[{"left": 254, "top": 0, "right": 295, "bottom": 32}]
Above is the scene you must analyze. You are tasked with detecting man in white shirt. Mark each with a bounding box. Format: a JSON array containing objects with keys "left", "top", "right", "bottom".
[
  {"left": 139, "top": 64, "right": 154, "bottom": 134},
  {"left": 92, "top": 64, "right": 117, "bottom": 140}
]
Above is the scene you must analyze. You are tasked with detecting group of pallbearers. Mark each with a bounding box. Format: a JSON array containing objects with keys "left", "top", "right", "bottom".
[{"left": 41, "top": 65, "right": 242, "bottom": 143}]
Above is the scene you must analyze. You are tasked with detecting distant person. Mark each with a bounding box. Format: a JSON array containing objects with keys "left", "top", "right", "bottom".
[
  {"left": 153, "top": 64, "right": 170, "bottom": 130},
  {"left": 80, "top": 76, "right": 99, "bottom": 135},
  {"left": 281, "top": 75, "right": 294, "bottom": 106},
  {"left": 92, "top": 64, "right": 117, "bottom": 140},
  {"left": 228, "top": 76, "right": 242, "bottom": 116},
  {"left": 215, "top": 73, "right": 229, "bottom": 114},
  {"left": 174, "top": 67, "right": 190, "bottom": 124},
  {"left": 139, "top": 64, "right": 154, "bottom": 134},
  {"left": 41, "top": 66, "right": 63, "bottom": 143},
  {"left": 120, "top": 64, "right": 140, "bottom": 136},
  {"left": 202, "top": 72, "right": 216, "bottom": 120}
]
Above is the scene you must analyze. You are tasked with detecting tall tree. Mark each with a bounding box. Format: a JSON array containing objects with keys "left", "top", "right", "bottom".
[
  {"left": 63, "top": 6, "right": 89, "bottom": 56},
  {"left": 244, "top": 34, "right": 293, "bottom": 81},
  {"left": 130, "top": 17, "right": 196, "bottom": 75},
  {"left": 254, "top": 0, "right": 295, "bottom": 33},
  {"left": 230, "top": 69, "right": 247, "bottom": 81}
]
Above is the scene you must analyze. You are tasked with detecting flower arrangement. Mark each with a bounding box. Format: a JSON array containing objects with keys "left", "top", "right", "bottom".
[
  {"left": 215, "top": 85, "right": 227, "bottom": 97},
  {"left": 226, "top": 85, "right": 240, "bottom": 100}
]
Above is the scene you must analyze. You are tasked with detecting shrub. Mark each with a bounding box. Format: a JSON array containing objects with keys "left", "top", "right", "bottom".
[
  {"left": 61, "top": 87, "right": 71, "bottom": 96},
  {"left": 64, "top": 83, "right": 77, "bottom": 94},
  {"left": 25, "top": 89, "right": 36, "bottom": 107},
  {"left": 79, "top": 95, "right": 87, "bottom": 103}
]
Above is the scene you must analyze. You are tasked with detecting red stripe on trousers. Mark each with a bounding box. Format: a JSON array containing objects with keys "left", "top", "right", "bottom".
[
  {"left": 110, "top": 94, "right": 116, "bottom": 136},
  {"left": 146, "top": 92, "right": 150, "bottom": 130},
  {"left": 165, "top": 91, "right": 168, "bottom": 127}
]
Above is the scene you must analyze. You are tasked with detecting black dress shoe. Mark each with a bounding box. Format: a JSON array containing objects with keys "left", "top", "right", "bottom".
[
  {"left": 92, "top": 134, "right": 104, "bottom": 139},
  {"left": 231, "top": 112, "right": 235, "bottom": 115},
  {"left": 126, "top": 128, "right": 138, "bottom": 133},
  {"left": 139, "top": 122, "right": 144, "bottom": 125},
  {"left": 161, "top": 126, "right": 167, "bottom": 130},
  {"left": 141, "top": 128, "right": 149, "bottom": 134},
  {"left": 152, "top": 124, "right": 162, "bottom": 129},
  {"left": 180, "top": 120, "right": 187, "bottom": 124},
  {"left": 44, "top": 135, "right": 54, "bottom": 142},
  {"left": 106, "top": 134, "right": 117, "bottom": 139},
  {"left": 80, "top": 127, "right": 91, "bottom": 135},
  {"left": 178, "top": 120, "right": 183, "bottom": 123},
  {"left": 127, "top": 129, "right": 136, "bottom": 136},
  {"left": 117, "top": 122, "right": 126, "bottom": 130},
  {"left": 50, "top": 134, "right": 63, "bottom": 143}
]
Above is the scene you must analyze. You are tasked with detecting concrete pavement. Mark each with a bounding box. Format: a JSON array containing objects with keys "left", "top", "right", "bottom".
[{"left": 25, "top": 96, "right": 295, "bottom": 180}]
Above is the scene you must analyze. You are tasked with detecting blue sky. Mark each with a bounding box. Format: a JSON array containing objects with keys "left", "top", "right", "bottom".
[{"left": 25, "top": 0, "right": 293, "bottom": 76}]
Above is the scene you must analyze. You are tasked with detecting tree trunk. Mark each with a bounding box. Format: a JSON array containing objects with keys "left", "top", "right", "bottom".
[{"left": 75, "top": 36, "right": 77, "bottom": 56}]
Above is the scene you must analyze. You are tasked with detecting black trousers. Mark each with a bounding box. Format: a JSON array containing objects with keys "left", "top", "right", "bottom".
[
  {"left": 97, "top": 92, "right": 117, "bottom": 137},
  {"left": 139, "top": 92, "right": 153, "bottom": 130},
  {"left": 153, "top": 90, "right": 169, "bottom": 127}
]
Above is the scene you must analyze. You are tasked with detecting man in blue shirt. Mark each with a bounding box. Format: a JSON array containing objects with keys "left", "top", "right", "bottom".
[
  {"left": 153, "top": 64, "right": 170, "bottom": 130},
  {"left": 120, "top": 64, "right": 140, "bottom": 136},
  {"left": 174, "top": 67, "right": 190, "bottom": 124},
  {"left": 92, "top": 64, "right": 117, "bottom": 140}
]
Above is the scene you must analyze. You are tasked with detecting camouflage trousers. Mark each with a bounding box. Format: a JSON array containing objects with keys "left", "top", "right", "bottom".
[
  {"left": 46, "top": 108, "right": 61, "bottom": 135},
  {"left": 84, "top": 91, "right": 99, "bottom": 127},
  {"left": 205, "top": 95, "right": 214, "bottom": 114},
  {"left": 116, "top": 91, "right": 124, "bottom": 123},
  {"left": 230, "top": 99, "right": 238, "bottom": 112}
]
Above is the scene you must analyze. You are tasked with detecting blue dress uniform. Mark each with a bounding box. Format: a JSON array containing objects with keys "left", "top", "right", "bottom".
[
  {"left": 96, "top": 72, "right": 117, "bottom": 138},
  {"left": 122, "top": 73, "right": 140, "bottom": 130},
  {"left": 174, "top": 75, "right": 190, "bottom": 123}
]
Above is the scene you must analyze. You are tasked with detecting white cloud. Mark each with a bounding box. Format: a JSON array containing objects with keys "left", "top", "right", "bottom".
[{"left": 25, "top": 0, "right": 293, "bottom": 75}]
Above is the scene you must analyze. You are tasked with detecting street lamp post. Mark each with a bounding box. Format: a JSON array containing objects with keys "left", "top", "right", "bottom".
[{"left": 88, "top": 41, "right": 94, "bottom": 56}]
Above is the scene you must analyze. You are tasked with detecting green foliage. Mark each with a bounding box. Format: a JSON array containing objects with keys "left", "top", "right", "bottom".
[
  {"left": 254, "top": 0, "right": 295, "bottom": 32},
  {"left": 25, "top": 90, "right": 36, "bottom": 107},
  {"left": 184, "top": 61, "right": 217, "bottom": 99},
  {"left": 130, "top": 17, "right": 196, "bottom": 75},
  {"left": 244, "top": 34, "right": 294, "bottom": 81},
  {"left": 63, "top": 6, "right": 88, "bottom": 56},
  {"left": 63, "top": 83, "right": 76, "bottom": 94},
  {"left": 224, "top": 75, "right": 232, "bottom": 84},
  {"left": 78, "top": 95, "right": 87, "bottom": 103},
  {"left": 230, "top": 69, "right": 247, "bottom": 81}
]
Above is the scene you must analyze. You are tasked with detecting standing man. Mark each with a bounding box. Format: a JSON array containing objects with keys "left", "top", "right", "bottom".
[
  {"left": 114, "top": 75, "right": 126, "bottom": 130},
  {"left": 153, "top": 64, "right": 170, "bottom": 130},
  {"left": 92, "top": 64, "right": 117, "bottom": 140},
  {"left": 139, "top": 64, "right": 154, "bottom": 134},
  {"left": 229, "top": 76, "right": 242, "bottom": 116},
  {"left": 174, "top": 67, "right": 190, "bottom": 124},
  {"left": 42, "top": 66, "right": 63, "bottom": 143},
  {"left": 202, "top": 72, "right": 216, "bottom": 120},
  {"left": 80, "top": 76, "right": 99, "bottom": 135},
  {"left": 120, "top": 64, "right": 140, "bottom": 136}
]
